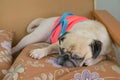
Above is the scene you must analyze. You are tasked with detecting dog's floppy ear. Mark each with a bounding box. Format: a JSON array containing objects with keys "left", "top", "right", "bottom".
[
  {"left": 90, "top": 40, "right": 102, "bottom": 59},
  {"left": 58, "top": 32, "right": 69, "bottom": 45}
]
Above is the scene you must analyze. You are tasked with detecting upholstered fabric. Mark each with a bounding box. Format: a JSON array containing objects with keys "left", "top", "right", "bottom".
[
  {"left": 2, "top": 43, "right": 120, "bottom": 80},
  {"left": 0, "top": 30, "right": 13, "bottom": 79}
]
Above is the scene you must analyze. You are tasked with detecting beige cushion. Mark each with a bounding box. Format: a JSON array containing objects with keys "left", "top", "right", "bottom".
[
  {"left": 3, "top": 43, "right": 120, "bottom": 80},
  {"left": 0, "top": 30, "right": 14, "bottom": 79}
]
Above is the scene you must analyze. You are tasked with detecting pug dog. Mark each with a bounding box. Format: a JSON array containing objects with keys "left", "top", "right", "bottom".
[{"left": 12, "top": 12, "right": 112, "bottom": 67}]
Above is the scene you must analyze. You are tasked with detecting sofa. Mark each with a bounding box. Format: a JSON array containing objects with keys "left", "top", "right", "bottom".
[{"left": 0, "top": 0, "right": 120, "bottom": 80}]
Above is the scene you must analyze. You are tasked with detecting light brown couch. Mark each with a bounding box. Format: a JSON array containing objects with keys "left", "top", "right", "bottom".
[{"left": 0, "top": 0, "right": 120, "bottom": 80}]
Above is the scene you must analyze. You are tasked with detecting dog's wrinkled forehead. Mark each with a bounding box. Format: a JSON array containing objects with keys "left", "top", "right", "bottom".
[{"left": 58, "top": 32, "right": 92, "bottom": 54}]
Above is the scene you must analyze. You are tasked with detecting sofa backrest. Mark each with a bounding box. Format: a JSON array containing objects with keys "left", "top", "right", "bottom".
[{"left": 0, "top": 0, "right": 94, "bottom": 45}]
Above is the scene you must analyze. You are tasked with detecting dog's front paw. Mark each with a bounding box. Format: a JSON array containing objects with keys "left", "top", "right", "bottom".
[
  {"left": 30, "top": 48, "right": 48, "bottom": 59},
  {"left": 85, "top": 56, "right": 105, "bottom": 66},
  {"left": 84, "top": 58, "right": 95, "bottom": 66}
]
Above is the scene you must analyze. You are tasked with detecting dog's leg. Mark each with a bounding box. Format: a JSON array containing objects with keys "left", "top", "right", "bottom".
[
  {"left": 30, "top": 42, "right": 59, "bottom": 59},
  {"left": 84, "top": 56, "right": 106, "bottom": 66},
  {"left": 12, "top": 17, "right": 58, "bottom": 54},
  {"left": 12, "top": 32, "right": 47, "bottom": 54}
]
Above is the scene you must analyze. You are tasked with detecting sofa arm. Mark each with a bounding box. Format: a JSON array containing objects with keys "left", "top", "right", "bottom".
[
  {"left": 93, "top": 10, "right": 120, "bottom": 65},
  {"left": 93, "top": 10, "right": 120, "bottom": 46}
]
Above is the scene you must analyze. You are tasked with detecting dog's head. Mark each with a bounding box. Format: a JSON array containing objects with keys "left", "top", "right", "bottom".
[{"left": 57, "top": 32, "right": 102, "bottom": 68}]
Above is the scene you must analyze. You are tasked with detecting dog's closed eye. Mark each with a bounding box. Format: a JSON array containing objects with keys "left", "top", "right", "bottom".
[
  {"left": 59, "top": 47, "right": 65, "bottom": 55},
  {"left": 72, "top": 54, "right": 84, "bottom": 60},
  {"left": 58, "top": 32, "right": 69, "bottom": 45}
]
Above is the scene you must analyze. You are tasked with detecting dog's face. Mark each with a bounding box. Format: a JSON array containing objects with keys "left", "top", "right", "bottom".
[{"left": 57, "top": 32, "right": 102, "bottom": 68}]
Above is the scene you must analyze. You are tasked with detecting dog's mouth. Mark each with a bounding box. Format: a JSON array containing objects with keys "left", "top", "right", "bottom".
[{"left": 57, "top": 53, "right": 85, "bottom": 68}]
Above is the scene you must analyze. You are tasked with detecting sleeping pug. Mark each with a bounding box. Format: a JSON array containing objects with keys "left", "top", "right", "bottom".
[{"left": 12, "top": 12, "right": 112, "bottom": 67}]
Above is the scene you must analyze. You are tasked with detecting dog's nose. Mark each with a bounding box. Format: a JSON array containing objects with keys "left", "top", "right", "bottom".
[
  {"left": 57, "top": 54, "right": 69, "bottom": 65},
  {"left": 57, "top": 56, "right": 65, "bottom": 65},
  {"left": 63, "top": 54, "right": 69, "bottom": 59}
]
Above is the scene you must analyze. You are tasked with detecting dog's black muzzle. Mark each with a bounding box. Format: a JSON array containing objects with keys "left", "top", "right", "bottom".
[
  {"left": 57, "top": 53, "right": 77, "bottom": 68},
  {"left": 57, "top": 47, "right": 85, "bottom": 68}
]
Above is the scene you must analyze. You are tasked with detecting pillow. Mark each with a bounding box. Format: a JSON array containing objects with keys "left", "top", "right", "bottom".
[
  {"left": 2, "top": 43, "right": 120, "bottom": 80},
  {"left": 0, "top": 30, "right": 14, "bottom": 79}
]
